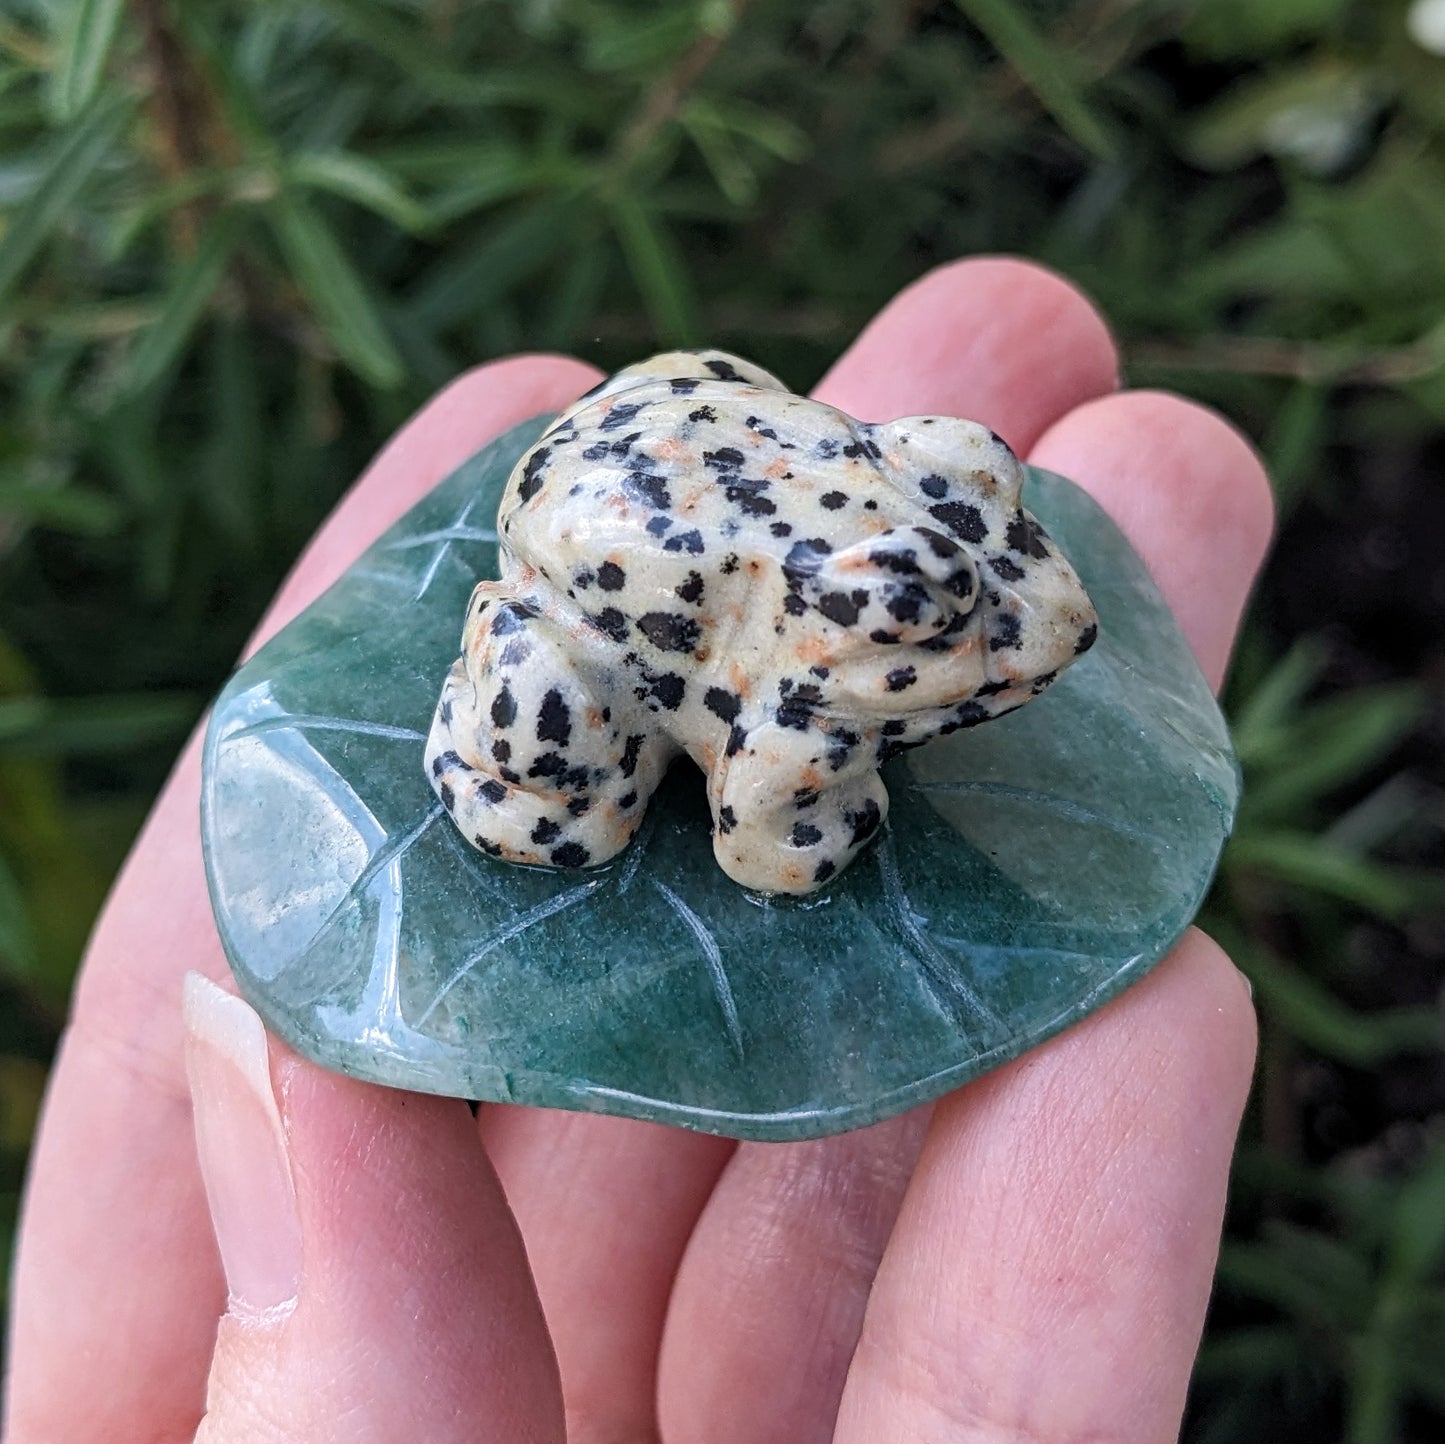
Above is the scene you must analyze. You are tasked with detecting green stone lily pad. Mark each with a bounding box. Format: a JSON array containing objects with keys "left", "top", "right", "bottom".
[{"left": 202, "top": 416, "right": 1238, "bottom": 1141}]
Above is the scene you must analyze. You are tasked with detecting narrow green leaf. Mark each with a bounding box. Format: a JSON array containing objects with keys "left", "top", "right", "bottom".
[
  {"left": 1230, "top": 637, "right": 1327, "bottom": 761},
  {"left": 50, "top": 0, "right": 125, "bottom": 120},
  {"left": 1243, "top": 685, "right": 1425, "bottom": 823},
  {"left": 610, "top": 197, "right": 700, "bottom": 345},
  {"left": 0, "top": 692, "right": 199, "bottom": 755},
  {"left": 1223, "top": 929, "right": 1442, "bottom": 1066},
  {"left": 0, "top": 482, "right": 124, "bottom": 535},
  {"left": 951, "top": 0, "right": 1116, "bottom": 159},
  {"left": 122, "top": 211, "right": 242, "bottom": 395},
  {"left": 0, "top": 849, "right": 38, "bottom": 978},
  {"left": 0, "top": 90, "right": 131, "bottom": 305},
  {"left": 1227, "top": 831, "right": 1445, "bottom": 918},
  {"left": 267, "top": 192, "right": 404, "bottom": 388},
  {"left": 287, "top": 151, "right": 432, "bottom": 234}
]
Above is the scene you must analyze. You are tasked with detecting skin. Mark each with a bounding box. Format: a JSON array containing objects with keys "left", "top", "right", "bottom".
[{"left": 4, "top": 257, "right": 1273, "bottom": 1444}]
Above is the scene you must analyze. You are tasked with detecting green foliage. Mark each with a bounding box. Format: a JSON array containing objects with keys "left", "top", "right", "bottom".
[{"left": 0, "top": 1, "right": 1442, "bottom": 1434}]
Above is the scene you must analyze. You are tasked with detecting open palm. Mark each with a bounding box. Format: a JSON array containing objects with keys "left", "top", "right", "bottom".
[{"left": 5, "top": 258, "right": 1271, "bottom": 1444}]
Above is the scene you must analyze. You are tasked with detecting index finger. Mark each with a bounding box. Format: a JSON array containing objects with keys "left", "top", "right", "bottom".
[{"left": 4, "top": 355, "right": 601, "bottom": 1444}]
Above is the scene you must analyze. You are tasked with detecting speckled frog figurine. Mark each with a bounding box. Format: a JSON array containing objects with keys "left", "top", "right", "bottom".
[{"left": 425, "top": 349, "right": 1097, "bottom": 894}]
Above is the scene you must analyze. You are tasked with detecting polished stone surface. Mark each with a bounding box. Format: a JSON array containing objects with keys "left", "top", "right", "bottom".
[{"left": 202, "top": 416, "right": 1238, "bottom": 1140}]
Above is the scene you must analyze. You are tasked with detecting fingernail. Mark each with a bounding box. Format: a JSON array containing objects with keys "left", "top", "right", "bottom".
[{"left": 183, "top": 972, "right": 301, "bottom": 1316}]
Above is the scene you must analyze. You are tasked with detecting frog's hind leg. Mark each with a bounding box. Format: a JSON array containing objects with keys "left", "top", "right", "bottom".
[
  {"left": 710, "top": 720, "right": 888, "bottom": 894},
  {"left": 426, "top": 583, "right": 673, "bottom": 871}
]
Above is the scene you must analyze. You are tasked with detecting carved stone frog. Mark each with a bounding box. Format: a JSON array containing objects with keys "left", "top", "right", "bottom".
[{"left": 425, "top": 350, "right": 1097, "bottom": 894}]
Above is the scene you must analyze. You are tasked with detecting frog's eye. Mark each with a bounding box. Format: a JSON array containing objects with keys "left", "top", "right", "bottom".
[{"left": 789, "top": 526, "right": 979, "bottom": 644}]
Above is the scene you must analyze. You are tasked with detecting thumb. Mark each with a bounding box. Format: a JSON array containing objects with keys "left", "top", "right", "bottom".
[{"left": 182, "top": 973, "right": 564, "bottom": 1444}]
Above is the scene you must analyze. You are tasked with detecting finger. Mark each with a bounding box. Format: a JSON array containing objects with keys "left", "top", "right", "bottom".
[
  {"left": 833, "top": 932, "right": 1256, "bottom": 1443},
  {"left": 478, "top": 1109, "right": 733, "bottom": 1443},
  {"left": 656, "top": 1109, "right": 931, "bottom": 1444},
  {"left": 814, "top": 255, "right": 1120, "bottom": 451},
  {"left": 1029, "top": 389, "right": 1275, "bottom": 691},
  {"left": 183, "top": 976, "right": 562, "bottom": 1444},
  {"left": 481, "top": 257, "right": 1120, "bottom": 1443},
  {"left": 4, "top": 354, "right": 600, "bottom": 1444}
]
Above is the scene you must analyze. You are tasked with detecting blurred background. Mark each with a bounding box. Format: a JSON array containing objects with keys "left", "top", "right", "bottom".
[{"left": 0, "top": 0, "right": 1443, "bottom": 1437}]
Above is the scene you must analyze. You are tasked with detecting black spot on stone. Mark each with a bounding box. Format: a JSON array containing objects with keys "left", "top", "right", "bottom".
[
  {"left": 882, "top": 719, "right": 907, "bottom": 736},
  {"left": 989, "top": 554, "right": 1025, "bottom": 582},
  {"left": 528, "top": 753, "right": 566, "bottom": 780},
  {"left": 620, "top": 790, "right": 638, "bottom": 809},
  {"left": 989, "top": 613, "right": 1023, "bottom": 651},
  {"left": 625, "top": 470, "right": 671, "bottom": 510},
  {"left": 600, "top": 401, "right": 644, "bottom": 431},
  {"left": 919, "top": 473, "right": 948, "bottom": 499},
  {"left": 688, "top": 404, "right": 717, "bottom": 422},
  {"left": 573, "top": 567, "right": 596, "bottom": 590},
  {"left": 650, "top": 673, "right": 686, "bottom": 709},
  {"left": 475, "top": 835, "right": 503, "bottom": 857},
  {"left": 886, "top": 666, "right": 917, "bottom": 692},
  {"left": 944, "top": 567, "right": 975, "bottom": 600},
  {"left": 977, "top": 678, "right": 1011, "bottom": 697},
  {"left": 677, "top": 571, "right": 705, "bottom": 604},
  {"left": 1031, "top": 670, "right": 1058, "bottom": 695},
  {"left": 552, "top": 842, "right": 590, "bottom": 868},
  {"left": 770, "top": 520, "right": 793, "bottom": 537},
  {"left": 777, "top": 696, "right": 813, "bottom": 730},
  {"left": 663, "top": 528, "right": 705, "bottom": 555},
  {"left": 480, "top": 779, "right": 507, "bottom": 803},
  {"left": 745, "top": 414, "right": 780, "bottom": 440},
  {"left": 646, "top": 514, "right": 673, "bottom": 536},
  {"left": 438, "top": 781, "right": 455, "bottom": 810},
  {"left": 582, "top": 442, "right": 610, "bottom": 461},
  {"left": 717, "top": 804, "right": 736, "bottom": 833},
  {"left": 638, "top": 612, "right": 701, "bottom": 653},
  {"left": 725, "top": 478, "right": 776, "bottom": 516},
  {"left": 1006, "top": 512, "right": 1051, "bottom": 559},
  {"left": 885, "top": 585, "right": 928, "bottom": 626},
  {"left": 726, "top": 724, "right": 747, "bottom": 756},
  {"left": 870, "top": 547, "right": 920, "bottom": 576},
  {"left": 500, "top": 639, "right": 531, "bottom": 668},
  {"left": 536, "top": 689, "right": 571, "bottom": 746},
  {"left": 720, "top": 553, "right": 741, "bottom": 574},
  {"left": 847, "top": 799, "right": 882, "bottom": 846},
  {"left": 493, "top": 739, "right": 512, "bottom": 765},
  {"left": 813, "top": 859, "right": 837, "bottom": 883},
  {"left": 432, "top": 749, "right": 466, "bottom": 777},
  {"left": 820, "top": 490, "right": 848, "bottom": 510},
  {"left": 490, "top": 601, "right": 537, "bottom": 637},
  {"left": 794, "top": 788, "right": 819, "bottom": 808},
  {"left": 870, "top": 629, "right": 900, "bottom": 644},
  {"left": 517, "top": 446, "right": 550, "bottom": 502},
  {"left": 597, "top": 560, "right": 626, "bottom": 591},
  {"left": 490, "top": 687, "right": 517, "bottom": 729},
  {"left": 531, "top": 818, "right": 561, "bottom": 845},
  {"left": 620, "top": 734, "right": 644, "bottom": 777},
  {"left": 783, "top": 537, "right": 831, "bottom": 585},
  {"left": 1075, "top": 622, "right": 1098, "bottom": 654},
  {"left": 791, "top": 822, "right": 823, "bottom": 847},
  {"left": 499, "top": 767, "right": 520, "bottom": 784},
  {"left": 704, "top": 357, "right": 744, "bottom": 381},
  {"left": 864, "top": 498, "right": 879, "bottom": 511},
  {"left": 783, "top": 593, "right": 808, "bottom": 616},
  {"left": 705, "top": 687, "right": 741, "bottom": 722},
  {"left": 928, "top": 500, "right": 988, "bottom": 543},
  {"left": 591, "top": 608, "right": 629, "bottom": 642},
  {"left": 955, "top": 701, "right": 989, "bottom": 726},
  {"left": 811, "top": 665, "right": 831, "bottom": 679},
  {"left": 705, "top": 446, "right": 745, "bottom": 470},
  {"left": 815, "top": 438, "right": 839, "bottom": 459},
  {"left": 567, "top": 794, "right": 591, "bottom": 814},
  {"left": 670, "top": 377, "right": 701, "bottom": 394}
]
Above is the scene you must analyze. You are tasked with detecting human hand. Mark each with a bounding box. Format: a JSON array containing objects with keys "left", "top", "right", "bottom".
[{"left": 4, "top": 258, "right": 1271, "bottom": 1444}]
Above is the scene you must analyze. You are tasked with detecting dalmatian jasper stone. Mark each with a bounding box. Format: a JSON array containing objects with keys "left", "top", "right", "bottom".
[{"left": 425, "top": 350, "right": 1098, "bottom": 894}]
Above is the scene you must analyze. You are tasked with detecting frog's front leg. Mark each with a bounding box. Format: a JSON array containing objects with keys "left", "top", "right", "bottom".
[
  {"left": 708, "top": 719, "right": 887, "bottom": 894},
  {"left": 426, "top": 582, "right": 675, "bottom": 870}
]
